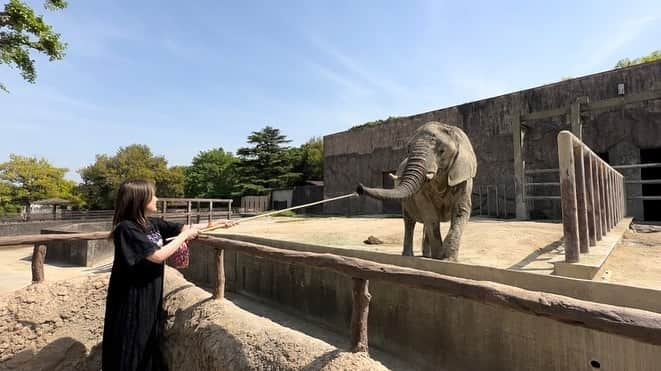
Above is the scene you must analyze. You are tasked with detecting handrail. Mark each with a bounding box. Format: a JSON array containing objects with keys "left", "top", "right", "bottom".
[
  {"left": 3, "top": 231, "right": 661, "bottom": 351},
  {"left": 557, "top": 131, "right": 625, "bottom": 262}
]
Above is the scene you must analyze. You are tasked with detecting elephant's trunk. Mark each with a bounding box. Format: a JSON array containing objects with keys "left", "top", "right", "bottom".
[{"left": 357, "top": 148, "right": 430, "bottom": 201}]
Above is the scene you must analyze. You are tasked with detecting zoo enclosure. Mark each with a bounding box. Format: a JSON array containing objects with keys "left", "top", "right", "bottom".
[{"left": 2, "top": 232, "right": 661, "bottom": 353}]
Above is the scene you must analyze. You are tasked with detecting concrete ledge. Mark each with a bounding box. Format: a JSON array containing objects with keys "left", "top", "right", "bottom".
[{"left": 553, "top": 218, "right": 632, "bottom": 279}]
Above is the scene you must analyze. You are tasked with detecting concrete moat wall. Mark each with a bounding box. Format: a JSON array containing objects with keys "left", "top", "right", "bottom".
[
  {"left": 184, "top": 238, "right": 661, "bottom": 371},
  {"left": 41, "top": 222, "right": 113, "bottom": 267},
  {"left": 323, "top": 61, "right": 661, "bottom": 220}
]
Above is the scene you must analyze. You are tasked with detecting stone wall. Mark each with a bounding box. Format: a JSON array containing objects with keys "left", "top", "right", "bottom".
[{"left": 324, "top": 61, "right": 661, "bottom": 219}]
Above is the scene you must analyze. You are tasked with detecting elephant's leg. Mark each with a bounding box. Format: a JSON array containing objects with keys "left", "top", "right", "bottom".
[
  {"left": 422, "top": 225, "right": 432, "bottom": 258},
  {"left": 426, "top": 223, "right": 444, "bottom": 259},
  {"left": 444, "top": 182, "right": 473, "bottom": 262},
  {"left": 402, "top": 213, "right": 416, "bottom": 257}
]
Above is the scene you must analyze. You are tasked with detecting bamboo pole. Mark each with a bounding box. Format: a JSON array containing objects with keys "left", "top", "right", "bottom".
[{"left": 201, "top": 193, "right": 358, "bottom": 234}]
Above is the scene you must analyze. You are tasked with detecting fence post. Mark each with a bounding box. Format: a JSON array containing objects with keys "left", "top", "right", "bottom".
[
  {"left": 213, "top": 248, "right": 225, "bottom": 300},
  {"left": 558, "top": 131, "right": 580, "bottom": 263},
  {"left": 599, "top": 163, "right": 609, "bottom": 233},
  {"left": 187, "top": 201, "right": 192, "bottom": 225},
  {"left": 573, "top": 145, "right": 589, "bottom": 253},
  {"left": 592, "top": 155, "right": 603, "bottom": 240},
  {"left": 512, "top": 113, "right": 527, "bottom": 219},
  {"left": 31, "top": 244, "right": 47, "bottom": 283},
  {"left": 350, "top": 278, "right": 371, "bottom": 353},
  {"left": 584, "top": 153, "right": 597, "bottom": 246}
]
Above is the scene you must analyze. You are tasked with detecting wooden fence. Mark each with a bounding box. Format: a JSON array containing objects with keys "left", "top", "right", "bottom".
[
  {"left": 557, "top": 131, "right": 625, "bottom": 263},
  {"left": 2, "top": 232, "right": 661, "bottom": 352}
]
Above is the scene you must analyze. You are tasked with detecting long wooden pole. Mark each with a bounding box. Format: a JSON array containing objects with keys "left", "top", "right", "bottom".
[{"left": 200, "top": 192, "right": 359, "bottom": 234}]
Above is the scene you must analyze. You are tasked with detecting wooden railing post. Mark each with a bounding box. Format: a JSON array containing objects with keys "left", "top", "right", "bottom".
[
  {"left": 592, "top": 154, "right": 603, "bottom": 240},
  {"left": 558, "top": 131, "right": 579, "bottom": 263},
  {"left": 599, "top": 163, "right": 609, "bottom": 233},
  {"left": 213, "top": 248, "right": 225, "bottom": 300},
  {"left": 31, "top": 244, "right": 47, "bottom": 283},
  {"left": 573, "top": 145, "right": 589, "bottom": 253},
  {"left": 584, "top": 153, "right": 597, "bottom": 246},
  {"left": 350, "top": 278, "right": 371, "bottom": 353}
]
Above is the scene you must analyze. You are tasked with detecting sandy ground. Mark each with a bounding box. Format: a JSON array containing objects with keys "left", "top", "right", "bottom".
[
  {"left": 212, "top": 216, "right": 566, "bottom": 270},
  {"left": 598, "top": 228, "right": 661, "bottom": 289}
]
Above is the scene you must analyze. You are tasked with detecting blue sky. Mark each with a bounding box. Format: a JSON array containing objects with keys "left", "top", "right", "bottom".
[{"left": 2, "top": 0, "right": 660, "bottom": 181}]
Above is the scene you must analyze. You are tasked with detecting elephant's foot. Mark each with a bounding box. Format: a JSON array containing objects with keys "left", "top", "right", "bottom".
[
  {"left": 402, "top": 249, "right": 414, "bottom": 257},
  {"left": 443, "top": 246, "right": 459, "bottom": 262}
]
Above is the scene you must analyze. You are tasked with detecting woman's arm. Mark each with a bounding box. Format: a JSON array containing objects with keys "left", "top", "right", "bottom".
[{"left": 146, "top": 228, "right": 199, "bottom": 264}]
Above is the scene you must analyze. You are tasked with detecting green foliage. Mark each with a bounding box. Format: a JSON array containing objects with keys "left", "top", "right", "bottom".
[
  {"left": 236, "top": 126, "right": 301, "bottom": 195},
  {"left": 0, "top": 154, "right": 81, "bottom": 212},
  {"left": 184, "top": 148, "right": 237, "bottom": 198},
  {"left": 78, "top": 144, "right": 177, "bottom": 209},
  {"left": 350, "top": 116, "right": 401, "bottom": 131},
  {"left": 161, "top": 165, "right": 187, "bottom": 198},
  {"left": 292, "top": 137, "right": 323, "bottom": 183},
  {"left": 615, "top": 50, "right": 661, "bottom": 68},
  {"left": 0, "top": 0, "right": 68, "bottom": 92}
]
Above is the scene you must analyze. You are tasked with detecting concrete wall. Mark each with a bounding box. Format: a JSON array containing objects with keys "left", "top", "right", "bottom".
[
  {"left": 0, "top": 221, "right": 73, "bottom": 237},
  {"left": 324, "top": 61, "right": 661, "bottom": 219},
  {"left": 183, "top": 238, "right": 661, "bottom": 370},
  {"left": 41, "top": 222, "right": 113, "bottom": 267}
]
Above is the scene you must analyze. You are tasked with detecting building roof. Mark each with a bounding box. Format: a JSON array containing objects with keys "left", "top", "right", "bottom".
[{"left": 32, "top": 198, "right": 73, "bottom": 205}]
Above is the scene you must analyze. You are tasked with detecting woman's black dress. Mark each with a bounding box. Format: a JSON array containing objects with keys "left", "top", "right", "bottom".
[{"left": 102, "top": 218, "right": 181, "bottom": 371}]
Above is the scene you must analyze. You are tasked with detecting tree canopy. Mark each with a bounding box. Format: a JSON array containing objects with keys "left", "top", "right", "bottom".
[
  {"left": 78, "top": 145, "right": 184, "bottom": 209},
  {"left": 185, "top": 148, "right": 237, "bottom": 199},
  {"left": 615, "top": 50, "right": 661, "bottom": 68},
  {"left": 236, "top": 126, "right": 301, "bottom": 195},
  {"left": 0, "top": 0, "right": 68, "bottom": 92},
  {"left": 292, "top": 137, "right": 323, "bottom": 183},
  {"left": 0, "top": 154, "right": 82, "bottom": 213}
]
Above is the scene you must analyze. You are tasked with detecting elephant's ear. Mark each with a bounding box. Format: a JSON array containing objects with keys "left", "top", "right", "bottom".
[{"left": 448, "top": 129, "right": 477, "bottom": 187}]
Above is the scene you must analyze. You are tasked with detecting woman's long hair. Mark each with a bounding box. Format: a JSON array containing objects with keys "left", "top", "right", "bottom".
[{"left": 111, "top": 179, "right": 156, "bottom": 236}]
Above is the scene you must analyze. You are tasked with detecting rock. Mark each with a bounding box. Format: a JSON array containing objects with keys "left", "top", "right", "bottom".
[{"left": 363, "top": 235, "right": 383, "bottom": 245}]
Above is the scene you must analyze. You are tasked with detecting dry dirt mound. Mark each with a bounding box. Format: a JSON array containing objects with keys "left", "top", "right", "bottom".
[
  {"left": 0, "top": 275, "right": 106, "bottom": 370},
  {"left": 162, "top": 269, "right": 388, "bottom": 370},
  {"left": 0, "top": 269, "right": 388, "bottom": 371}
]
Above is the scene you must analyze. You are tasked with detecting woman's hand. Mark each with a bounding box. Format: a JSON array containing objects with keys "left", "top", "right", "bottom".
[
  {"left": 219, "top": 220, "right": 238, "bottom": 228},
  {"left": 180, "top": 227, "right": 200, "bottom": 241}
]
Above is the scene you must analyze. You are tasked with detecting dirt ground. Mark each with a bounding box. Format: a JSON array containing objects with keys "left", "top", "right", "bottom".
[
  {"left": 211, "top": 216, "right": 661, "bottom": 289},
  {"left": 212, "top": 216, "right": 565, "bottom": 270}
]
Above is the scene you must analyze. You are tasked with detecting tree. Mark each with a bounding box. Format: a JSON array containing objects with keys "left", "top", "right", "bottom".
[
  {"left": 78, "top": 144, "right": 177, "bottom": 209},
  {"left": 0, "top": 180, "right": 19, "bottom": 213},
  {"left": 184, "top": 148, "right": 237, "bottom": 198},
  {"left": 0, "top": 0, "right": 68, "bottom": 92},
  {"left": 0, "top": 154, "right": 81, "bottom": 215},
  {"left": 236, "top": 126, "right": 301, "bottom": 195},
  {"left": 615, "top": 50, "right": 661, "bottom": 68},
  {"left": 295, "top": 137, "right": 323, "bottom": 182},
  {"left": 161, "top": 166, "right": 186, "bottom": 198}
]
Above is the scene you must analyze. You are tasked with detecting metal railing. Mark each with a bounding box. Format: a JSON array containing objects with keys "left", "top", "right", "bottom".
[{"left": 557, "top": 131, "right": 625, "bottom": 263}]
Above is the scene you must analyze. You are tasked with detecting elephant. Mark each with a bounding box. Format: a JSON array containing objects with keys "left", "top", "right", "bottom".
[{"left": 356, "top": 121, "right": 477, "bottom": 261}]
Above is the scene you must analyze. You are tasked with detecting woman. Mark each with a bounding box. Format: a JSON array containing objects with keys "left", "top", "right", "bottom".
[{"left": 102, "top": 179, "right": 232, "bottom": 370}]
